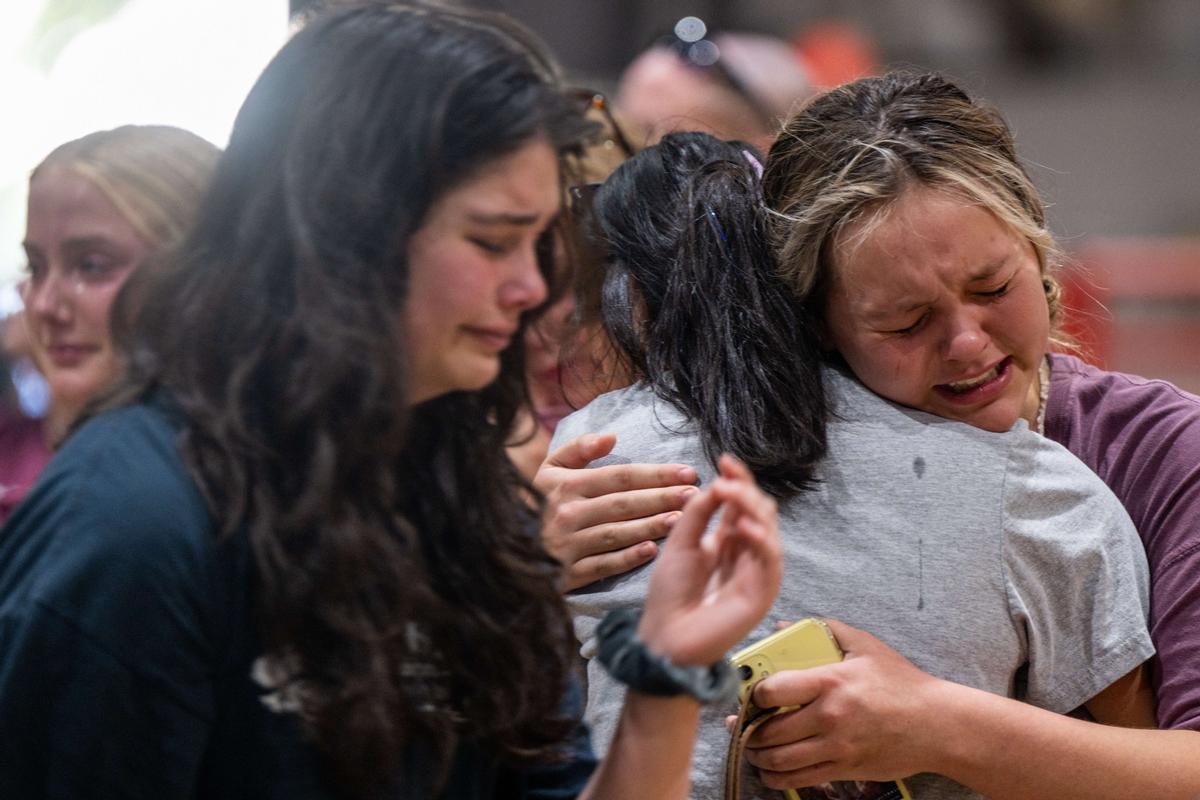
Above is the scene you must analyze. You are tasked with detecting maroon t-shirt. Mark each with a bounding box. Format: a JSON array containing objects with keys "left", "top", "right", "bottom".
[
  {"left": 0, "top": 407, "right": 51, "bottom": 526},
  {"left": 1044, "top": 353, "right": 1200, "bottom": 730}
]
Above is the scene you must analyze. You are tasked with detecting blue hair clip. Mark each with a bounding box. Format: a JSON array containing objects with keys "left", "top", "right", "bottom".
[
  {"left": 705, "top": 206, "right": 739, "bottom": 267},
  {"left": 706, "top": 207, "right": 729, "bottom": 243}
]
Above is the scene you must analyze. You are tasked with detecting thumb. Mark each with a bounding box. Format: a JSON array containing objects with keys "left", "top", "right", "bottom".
[
  {"left": 544, "top": 432, "right": 617, "bottom": 470},
  {"left": 753, "top": 663, "right": 830, "bottom": 710}
]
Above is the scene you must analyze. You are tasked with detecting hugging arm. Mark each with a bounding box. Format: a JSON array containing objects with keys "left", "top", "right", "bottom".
[
  {"left": 537, "top": 433, "right": 698, "bottom": 590},
  {"left": 743, "top": 620, "right": 1200, "bottom": 800},
  {"left": 743, "top": 433, "right": 1200, "bottom": 798}
]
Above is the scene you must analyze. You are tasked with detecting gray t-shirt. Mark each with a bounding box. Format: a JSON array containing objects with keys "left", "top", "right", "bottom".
[{"left": 554, "top": 368, "right": 1153, "bottom": 800}]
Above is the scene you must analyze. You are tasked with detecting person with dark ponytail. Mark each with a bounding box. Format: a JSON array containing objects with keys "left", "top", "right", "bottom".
[
  {"left": 555, "top": 131, "right": 1154, "bottom": 799},
  {"left": 0, "top": 5, "right": 782, "bottom": 798},
  {"left": 592, "top": 133, "right": 828, "bottom": 498}
]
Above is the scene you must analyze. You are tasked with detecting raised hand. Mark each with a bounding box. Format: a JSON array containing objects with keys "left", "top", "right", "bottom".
[
  {"left": 636, "top": 454, "right": 781, "bottom": 667},
  {"left": 537, "top": 433, "right": 699, "bottom": 590}
]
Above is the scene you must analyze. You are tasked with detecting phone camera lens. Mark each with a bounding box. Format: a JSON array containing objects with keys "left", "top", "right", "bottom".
[{"left": 737, "top": 665, "right": 753, "bottom": 681}]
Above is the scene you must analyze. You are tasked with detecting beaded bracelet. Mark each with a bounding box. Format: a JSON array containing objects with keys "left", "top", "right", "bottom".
[{"left": 596, "top": 608, "right": 737, "bottom": 703}]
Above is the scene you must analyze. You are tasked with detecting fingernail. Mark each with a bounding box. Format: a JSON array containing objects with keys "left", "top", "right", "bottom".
[
  {"left": 680, "top": 486, "right": 700, "bottom": 500},
  {"left": 637, "top": 541, "right": 657, "bottom": 558},
  {"left": 677, "top": 467, "right": 697, "bottom": 483},
  {"left": 664, "top": 511, "right": 682, "bottom": 528}
]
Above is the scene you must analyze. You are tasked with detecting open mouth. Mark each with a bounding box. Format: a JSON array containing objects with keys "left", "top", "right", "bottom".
[{"left": 934, "top": 356, "right": 1011, "bottom": 402}]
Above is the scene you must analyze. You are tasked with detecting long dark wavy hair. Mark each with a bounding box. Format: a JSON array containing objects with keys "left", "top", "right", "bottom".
[
  {"left": 105, "top": 2, "right": 592, "bottom": 792},
  {"left": 589, "top": 131, "right": 828, "bottom": 498}
]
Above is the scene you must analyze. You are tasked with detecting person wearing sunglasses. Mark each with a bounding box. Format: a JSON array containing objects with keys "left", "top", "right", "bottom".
[{"left": 616, "top": 17, "right": 814, "bottom": 150}]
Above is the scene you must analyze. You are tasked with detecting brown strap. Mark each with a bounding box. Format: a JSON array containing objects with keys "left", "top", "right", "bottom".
[
  {"left": 723, "top": 682, "right": 915, "bottom": 800},
  {"left": 724, "top": 681, "right": 776, "bottom": 800}
]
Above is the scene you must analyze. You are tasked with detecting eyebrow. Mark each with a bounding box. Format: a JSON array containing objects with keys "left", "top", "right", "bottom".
[
  {"left": 860, "top": 256, "right": 1016, "bottom": 323},
  {"left": 466, "top": 211, "right": 544, "bottom": 226},
  {"left": 23, "top": 235, "right": 121, "bottom": 253},
  {"left": 967, "top": 257, "right": 1011, "bottom": 282},
  {"left": 862, "top": 300, "right": 927, "bottom": 324}
]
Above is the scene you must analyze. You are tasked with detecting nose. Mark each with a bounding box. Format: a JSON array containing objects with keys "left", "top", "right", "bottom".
[
  {"left": 498, "top": 243, "right": 549, "bottom": 312},
  {"left": 23, "top": 271, "right": 74, "bottom": 324},
  {"left": 942, "top": 307, "right": 988, "bottom": 363}
]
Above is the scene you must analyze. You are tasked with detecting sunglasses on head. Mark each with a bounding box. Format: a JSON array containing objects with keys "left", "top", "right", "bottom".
[
  {"left": 657, "top": 16, "right": 775, "bottom": 128},
  {"left": 567, "top": 89, "right": 636, "bottom": 159}
]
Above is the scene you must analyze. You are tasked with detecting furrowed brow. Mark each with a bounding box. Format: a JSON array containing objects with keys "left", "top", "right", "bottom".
[
  {"left": 863, "top": 299, "right": 926, "bottom": 323},
  {"left": 968, "top": 257, "right": 1011, "bottom": 282}
]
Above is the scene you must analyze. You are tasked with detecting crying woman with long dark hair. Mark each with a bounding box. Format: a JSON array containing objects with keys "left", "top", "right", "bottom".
[{"left": 0, "top": 5, "right": 781, "bottom": 798}]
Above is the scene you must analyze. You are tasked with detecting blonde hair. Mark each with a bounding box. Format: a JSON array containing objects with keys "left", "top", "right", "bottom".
[
  {"left": 763, "top": 71, "right": 1067, "bottom": 343},
  {"left": 32, "top": 125, "right": 220, "bottom": 251}
]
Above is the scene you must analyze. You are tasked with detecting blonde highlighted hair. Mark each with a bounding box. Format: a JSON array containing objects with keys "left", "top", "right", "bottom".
[
  {"left": 32, "top": 125, "right": 220, "bottom": 251},
  {"left": 762, "top": 71, "right": 1068, "bottom": 344}
]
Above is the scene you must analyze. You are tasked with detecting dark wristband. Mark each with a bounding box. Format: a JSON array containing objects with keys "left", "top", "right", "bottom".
[{"left": 596, "top": 608, "right": 737, "bottom": 703}]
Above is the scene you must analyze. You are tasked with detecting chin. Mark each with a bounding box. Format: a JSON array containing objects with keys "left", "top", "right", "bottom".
[
  {"left": 974, "top": 418, "right": 1019, "bottom": 433},
  {"left": 953, "top": 406, "right": 1023, "bottom": 433},
  {"left": 458, "top": 364, "right": 504, "bottom": 395},
  {"left": 48, "top": 376, "right": 109, "bottom": 407}
]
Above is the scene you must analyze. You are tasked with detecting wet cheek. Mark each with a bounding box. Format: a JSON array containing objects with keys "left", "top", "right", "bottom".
[
  {"left": 85, "top": 290, "right": 123, "bottom": 341},
  {"left": 854, "top": 343, "right": 922, "bottom": 396},
  {"left": 25, "top": 324, "right": 51, "bottom": 366}
]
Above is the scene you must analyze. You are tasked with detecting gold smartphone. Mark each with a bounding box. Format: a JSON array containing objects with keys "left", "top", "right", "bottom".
[
  {"left": 730, "top": 620, "right": 914, "bottom": 800},
  {"left": 732, "top": 618, "right": 843, "bottom": 712}
]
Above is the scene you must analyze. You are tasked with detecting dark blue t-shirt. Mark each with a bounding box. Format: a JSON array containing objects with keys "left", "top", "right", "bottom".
[{"left": 0, "top": 401, "right": 596, "bottom": 798}]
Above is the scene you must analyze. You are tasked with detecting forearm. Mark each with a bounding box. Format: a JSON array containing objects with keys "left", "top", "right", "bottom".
[
  {"left": 579, "top": 692, "right": 702, "bottom": 800},
  {"left": 929, "top": 680, "right": 1200, "bottom": 799},
  {"left": 579, "top": 456, "right": 780, "bottom": 799}
]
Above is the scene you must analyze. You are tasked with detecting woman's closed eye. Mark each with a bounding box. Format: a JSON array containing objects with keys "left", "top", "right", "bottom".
[
  {"left": 886, "top": 312, "right": 929, "bottom": 336},
  {"left": 977, "top": 280, "right": 1011, "bottom": 299},
  {"left": 468, "top": 236, "right": 513, "bottom": 256}
]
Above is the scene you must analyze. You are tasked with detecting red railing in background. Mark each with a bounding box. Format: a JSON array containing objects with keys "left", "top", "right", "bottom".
[{"left": 1058, "top": 238, "right": 1200, "bottom": 394}]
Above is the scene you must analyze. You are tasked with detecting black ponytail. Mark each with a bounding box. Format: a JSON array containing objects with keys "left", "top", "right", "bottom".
[{"left": 592, "top": 131, "right": 827, "bottom": 498}]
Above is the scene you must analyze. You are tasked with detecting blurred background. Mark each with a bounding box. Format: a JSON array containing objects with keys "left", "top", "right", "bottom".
[
  {"left": 4, "top": 0, "right": 1199, "bottom": 387},
  {"left": 0, "top": 0, "right": 289, "bottom": 289},
  {"left": 483, "top": 0, "right": 1200, "bottom": 241},
  {"left": 467, "top": 0, "right": 1200, "bottom": 389}
]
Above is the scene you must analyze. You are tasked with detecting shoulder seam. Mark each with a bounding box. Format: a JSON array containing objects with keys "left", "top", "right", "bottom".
[
  {"left": 998, "top": 434, "right": 1027, "bottom": 652},
  {"left": 27, "top": 598, "right": 215, "bottom": 721}
]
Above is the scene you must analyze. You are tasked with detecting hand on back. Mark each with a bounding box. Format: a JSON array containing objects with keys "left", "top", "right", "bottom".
[{"left": 536, "top": 433, "right": 699, "bottom": 590}]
